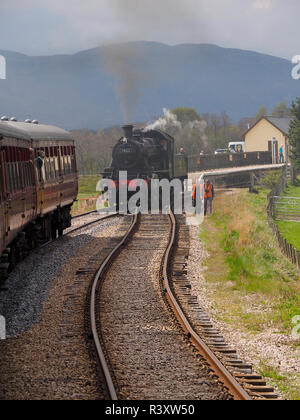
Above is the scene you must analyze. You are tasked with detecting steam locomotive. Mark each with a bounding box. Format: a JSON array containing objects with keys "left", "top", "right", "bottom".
[
  {"left": 102, "top": 125, "right": 188, "bottom": 207},
  {"left": 0, "top": 117, "right": 78, "bottom": 287}
]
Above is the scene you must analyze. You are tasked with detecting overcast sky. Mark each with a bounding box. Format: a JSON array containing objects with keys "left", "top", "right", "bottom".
[{"left": 0, "top": 0, "right": 298, "bottom": 59}]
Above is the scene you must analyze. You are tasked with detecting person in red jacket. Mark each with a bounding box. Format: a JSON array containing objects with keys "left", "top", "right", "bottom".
[{"left": 204, "top": 180, "right": 214, "bottom": 216}]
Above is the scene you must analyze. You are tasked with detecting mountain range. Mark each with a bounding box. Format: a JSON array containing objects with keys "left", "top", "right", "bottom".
[{"left": 0, "top": 41, "right": 298, "bottom": 130}]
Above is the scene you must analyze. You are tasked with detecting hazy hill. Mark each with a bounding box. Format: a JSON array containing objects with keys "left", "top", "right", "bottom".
[{"left": 0, "top": 42, "right": 298, "bottom": 130}]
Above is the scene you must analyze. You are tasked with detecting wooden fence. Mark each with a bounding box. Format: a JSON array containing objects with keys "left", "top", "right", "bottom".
[
  {"left": 188, "top": 151, "right": 272, "bottom": 172},
  {"left": 267, "top": 168, "right": 300, "bottom": 268},
  {"left": 271, "top": 196, "right": 300, "bottom": 222}
]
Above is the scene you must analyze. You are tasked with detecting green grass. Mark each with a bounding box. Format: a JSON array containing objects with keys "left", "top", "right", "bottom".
[
  {"left": 258, "top": 362, "right": 300, "bottom": 400},
  {"left": 275, "top": 221, "right": 300, "bottom": 250},
  {"left": 281, "top": 178, "right": 300, "bottom": 198},
  {"left": 77, "top": 175, "right": 101, "bottom": 199},
  {"left": 71, "top": 175, "right": 101, "bottom": 216},
  {"left": 199, "top": 188, "right": 300, "bottom": 399},
  {"left": 199, "top": 188, "right": 300, "bottom": 333},
  {"left": 274, "top": 178, "right": 300, "bottom": 249}
]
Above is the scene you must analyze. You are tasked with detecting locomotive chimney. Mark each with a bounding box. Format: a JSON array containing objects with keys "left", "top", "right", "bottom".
[{"left": 122, "top": 124, "right": 134, "bottom": 139}]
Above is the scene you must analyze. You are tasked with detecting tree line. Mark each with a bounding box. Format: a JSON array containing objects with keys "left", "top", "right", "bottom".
[{"left": 72, "top": 101, "right": 295, "bottom": 175}]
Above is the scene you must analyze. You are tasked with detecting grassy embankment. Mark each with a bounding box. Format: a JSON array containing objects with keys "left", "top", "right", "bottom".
[
  {"left": 275, "top": 178, "right": 300, "bottom": 249},
  {"left": 199, "top": 187, "right": 300, "bottom": 399},
  {"left": 71, "top": 175, "right": 101, "bottom": 216}
]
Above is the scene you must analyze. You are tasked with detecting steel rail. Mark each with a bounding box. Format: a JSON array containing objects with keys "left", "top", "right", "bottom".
[
  {"left": 72, "top": 210, "right": 98, "bottom": 220},
  {"left": 39, "top": 214, "right": 118, "bottom": 249},
  {"left": 89, "top": 213, "right": 139, "bottom": 400},
  {"left": 162, "top": 210, "right": 252, "bottom": 401},
  {"left": 67, "top": 213, "right": 118, "bottom": 236}
]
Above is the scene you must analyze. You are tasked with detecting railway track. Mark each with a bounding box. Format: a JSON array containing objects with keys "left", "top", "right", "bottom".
[
  {"left": 162, "top": 212, "right": 251, "bottom": 400},
  {"left": 0, "top": 208, "right": 279, "bottom": 400},
  {"left": 67, "top": 212, "right": 118, "bottom": 236},
  {"left": 90, "top": 210, "right": 278, "bottom": 400},
  {"left": 0, "top": 213, "right": 131, "bottom": 399},
  {"left": 170, "top": 215, "right": 279, "bottom": 400},
  {"left": 39, "top": 212, "right": 118, "bottom": 249},
  {"left": 93, "top": 212, "right": 229, "bottom": 400},
  {"left": 89, "top": 213, "right": 138, "bottom": 400},
  {"left": 89, "top": 212, "right": 235, "bottom": 399}
]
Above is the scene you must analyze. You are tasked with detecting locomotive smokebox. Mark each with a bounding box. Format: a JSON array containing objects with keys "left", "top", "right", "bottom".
[{"left": 122, "top": 124, "right": 134, "bottom": 139}]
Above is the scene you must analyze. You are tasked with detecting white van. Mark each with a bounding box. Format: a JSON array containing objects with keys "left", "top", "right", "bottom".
[{"left": 228, "top": 142, "right": 245, "bottom": 153}]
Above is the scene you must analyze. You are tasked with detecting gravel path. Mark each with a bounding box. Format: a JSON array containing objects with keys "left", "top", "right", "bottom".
[
  {"left": 99, "top": 214, "right": 229, "bottom": 400},
  {"left": 0, "top": 216, "right": 129, "bottom": 400}
]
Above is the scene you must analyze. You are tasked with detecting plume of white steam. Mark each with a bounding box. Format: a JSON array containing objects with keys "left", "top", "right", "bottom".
[
  {"left": 145, "top": 108, "right": 182, "bottom": 131},
  {"left": 145, "top": 108, "right": 208, "bottom": 147}
]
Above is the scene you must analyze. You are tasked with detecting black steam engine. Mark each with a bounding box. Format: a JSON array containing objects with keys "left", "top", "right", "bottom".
[
  {"left": 103, "top": 124, "right": 187, "bottom": 181},
  {"left": 102, "top": 125, "right": 188, "bottom": 209}
]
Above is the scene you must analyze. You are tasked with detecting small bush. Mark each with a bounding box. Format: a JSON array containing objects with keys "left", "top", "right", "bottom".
[{"left": 260, "top": 170, "right": 282, "bottom": 189}]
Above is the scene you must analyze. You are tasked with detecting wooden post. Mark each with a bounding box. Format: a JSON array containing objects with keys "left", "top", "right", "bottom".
[{"left": 249, "top": 172, "right": 255, "bottom": 193}]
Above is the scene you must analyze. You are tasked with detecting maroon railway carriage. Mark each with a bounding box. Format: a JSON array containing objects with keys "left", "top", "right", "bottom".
[{"left": 0, "top": 118, "right": 78, "bottom": 285}]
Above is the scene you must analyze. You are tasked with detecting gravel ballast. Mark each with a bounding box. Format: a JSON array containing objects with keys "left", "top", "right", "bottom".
[
  {"left": 0, "top": 215, "right": 120, "bottom": 338},
  {"left": 0, "top": 216, "right": 126, "bottom": 400},
  {"left": 99, "top": 214, "right": 229, "bottom": 400}
]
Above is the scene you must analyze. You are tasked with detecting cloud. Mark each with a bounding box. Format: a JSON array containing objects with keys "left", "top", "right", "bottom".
[
  {"left": 0, "top": 0, "right": 299, "bottom": 58},
  {"left": 253, "top": 0, "right": 271, "bottom": 9}
]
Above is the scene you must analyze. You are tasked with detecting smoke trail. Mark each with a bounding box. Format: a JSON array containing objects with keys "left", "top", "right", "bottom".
[
  {"left": 146, "top": 108, "right": 207, "bottom": 143},
  {"left": 101, "top": 0, "right": 207, "bottom": 124},
  {"left": 103, "top": 43, "right": 147, "bottom": 124},
  {"left": 187, "top": 120, "right": 208, "bottom": 147},
  {"left": 145, "top": 108, "right": 182, "bottom": 131}
]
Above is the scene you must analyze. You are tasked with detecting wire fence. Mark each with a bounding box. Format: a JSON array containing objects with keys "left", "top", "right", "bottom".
[
  {"left": 271, "top": 196, "right": 300, "bottom": 222},
  {"left": 267, "top": 168, "right": 300, "bottom": 269}
]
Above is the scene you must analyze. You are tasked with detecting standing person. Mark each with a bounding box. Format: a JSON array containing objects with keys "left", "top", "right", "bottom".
[
  {"left": 180, "top": 147, "right": 185, "bottom": 155},
  {"left": 204, "top": 179, "right": 214, "bottom": 216},
  {"left": 279, "top": 145, "right": 284, "bottom": 163}
]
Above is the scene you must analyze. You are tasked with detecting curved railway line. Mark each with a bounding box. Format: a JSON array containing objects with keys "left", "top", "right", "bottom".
[
  {"left": 0, "top": 209, "right": 279, "bottom": 400},
  {"left": 89, "top": 210, "right": 277, "bottom": 400},
  {"left": 66, "top": 212, "right": 118, "bottom": 236},
  {"left": 39, "top": 211, "right": 118, "bottom": 249}
]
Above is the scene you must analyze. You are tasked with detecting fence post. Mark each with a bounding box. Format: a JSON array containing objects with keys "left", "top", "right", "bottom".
[
  {"left": 267, "top": 168, "right": 300, "bottom": 269},
  {"left": 297, "top": 251, "right": 300, "bottom": 268}
]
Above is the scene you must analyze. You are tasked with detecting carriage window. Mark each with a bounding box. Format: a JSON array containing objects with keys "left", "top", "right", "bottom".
[
  {"left": 64, "top": 155, "right": 70, "bottom": 174},
  {"left": 5, "top": 164, "right": 10, "bottom": 193},
  {"left": 60, "top": 155, "right": 65, "bottom": 175},
  {"left": 48, "top": 157, "right": 54, "bottom": 179},
  {"left": 26, "top": 162, "right": 35, "bottom": 186},
  {"left": 0, "top": 162, "right": 3, "bottom": 203},
  {"left": 10, "top": 163, "right": 16, "bottom": 191},
  {"left": 67, "top": 155, "right": 72, "bottom": 174},
  {"left": 54, "top": 157, "right": 59, "bottom": 177},
  {"left": 44, "top": 158, "right": 49, "bottom": 180},
  {"left": 15, "top": 163, "right": 21, "bottom": 190}
]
